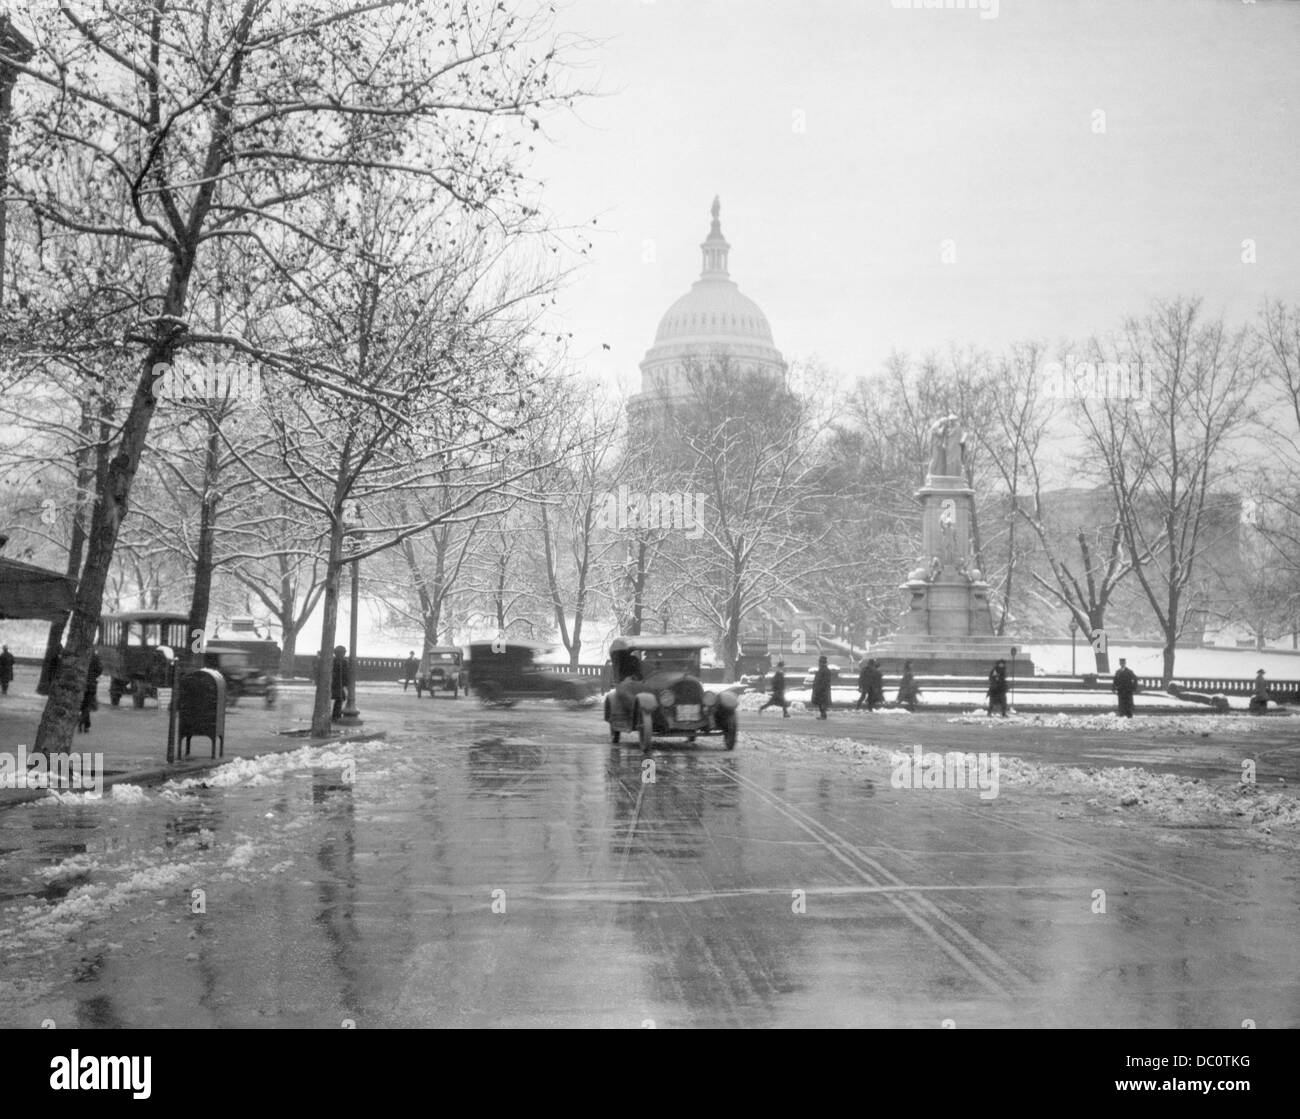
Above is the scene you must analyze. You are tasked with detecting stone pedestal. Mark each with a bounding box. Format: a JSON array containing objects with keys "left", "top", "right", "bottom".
[{"left": 873, "top": 470, "right": 1035, "bottom": 676}]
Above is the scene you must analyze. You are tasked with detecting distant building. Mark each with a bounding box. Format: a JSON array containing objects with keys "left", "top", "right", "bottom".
[{"left": 630, "top": 196, "right": 786, "bottom": 423}]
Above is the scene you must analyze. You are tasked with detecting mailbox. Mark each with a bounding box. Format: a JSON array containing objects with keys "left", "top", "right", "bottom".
[{"left": 175, "top": 667, "right": 225, "bottom": 759}]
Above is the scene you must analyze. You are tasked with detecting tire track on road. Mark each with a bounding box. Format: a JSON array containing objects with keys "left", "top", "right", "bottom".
[{"left": 704, "top": 759, "right": 1030, "bottom": 998}]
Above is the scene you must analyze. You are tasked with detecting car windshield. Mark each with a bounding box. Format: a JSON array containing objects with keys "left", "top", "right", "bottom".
[
  {"left": 427, "top": 653, "right": 456, "bottom": 663},
  {"left": 639, "top": 649, "right": 700, "bottom": 675}
]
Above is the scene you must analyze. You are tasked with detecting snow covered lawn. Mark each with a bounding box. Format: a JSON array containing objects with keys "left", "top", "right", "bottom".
[{"left": 946, "top": 711, "right": 1290, "bottom": 733}]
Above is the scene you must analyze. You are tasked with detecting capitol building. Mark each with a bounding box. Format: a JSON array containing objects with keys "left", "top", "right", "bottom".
[{"left": 629, "top": 198, "right": 787, "bottom": 421}]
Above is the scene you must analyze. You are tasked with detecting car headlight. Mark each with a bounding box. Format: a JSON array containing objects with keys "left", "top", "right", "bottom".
[
  {"left": 703, "top": 691, "right": 717, "bottom": 706},
  {"left": 718, "top": 690, "right": 739, "bottom": 710},
  {"left": 658, "top": 689, "right": 676, "bottom": 706}
]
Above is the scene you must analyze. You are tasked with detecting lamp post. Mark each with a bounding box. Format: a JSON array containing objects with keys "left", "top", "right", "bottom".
[
  {"left": 340, "top": 505, "right": 363, "bottom": 726},
  {"left": 1068, "top": 617, "right": 1078, "bottom": 676},
  {"left": 1010, "top": 645, "right": 1018, "bottom": 710},
  {"left": 0, "top": 17, "right": 33, "bottom": 308},
  {"left": 660, "top": 604, "right": 669, "bottom": 635}
]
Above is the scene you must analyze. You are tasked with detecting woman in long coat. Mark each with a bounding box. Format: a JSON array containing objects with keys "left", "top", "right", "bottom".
[
  {"left": 810, "top": 656, "right": 833, "bottom": 719},
  {"left": 896, "top": 661, "right": 921, "bottom": 712}
]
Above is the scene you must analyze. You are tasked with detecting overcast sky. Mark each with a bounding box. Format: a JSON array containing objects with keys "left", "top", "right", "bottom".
[{"left": 531, "top": 0, "right": 1300, "bottom": 396}]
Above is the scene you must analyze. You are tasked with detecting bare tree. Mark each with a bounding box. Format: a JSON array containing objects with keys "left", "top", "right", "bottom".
[
  {"left": 1079, "top": 298, "right": 1259, "bottom": 684},
  {"left": 5, "top": 1, "right": 582, "bottom": 751}
]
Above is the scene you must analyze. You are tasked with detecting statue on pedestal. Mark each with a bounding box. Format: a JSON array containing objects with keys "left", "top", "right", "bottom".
[{"left": 927, "top": 414, "right": 965, "bottom": 479}]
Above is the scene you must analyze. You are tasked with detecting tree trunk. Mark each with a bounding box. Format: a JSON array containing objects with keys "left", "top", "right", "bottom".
[
  {"left": 186, "top": 419, "right": 221, "bottom": 665},
  {"left": 312, "top": 546, "right": 343, "bottom": 736},
  {"left": 1090, "top": 607, "right": 1111, "bottom": 674},
  {"left": 34, "top": 334, "right": 182, "bottom": 755},
  {"left": 279, "top": 623, "right": 298, "bottom": 678}
]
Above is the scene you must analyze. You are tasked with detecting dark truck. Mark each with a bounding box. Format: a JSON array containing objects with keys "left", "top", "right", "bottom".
[
  {"left": 415, "top": 646, "right": 467, "bottom": 698},
  {"left": 603, "top": 635, "right": 739, "bottom": 752},
  {"left": 466, "top": 640, "right": 599, "bottom": 708},
  {"left": 96, "top": 611, "right": 189, "bottom": 708},
  {"left": 201, "top": 646, "right": 277, "bottom": 707}
]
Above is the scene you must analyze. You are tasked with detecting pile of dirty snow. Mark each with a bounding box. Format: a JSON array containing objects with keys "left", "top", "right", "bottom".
[{"left": 947, "top": 711, "right": 1283, "bottom": 734}]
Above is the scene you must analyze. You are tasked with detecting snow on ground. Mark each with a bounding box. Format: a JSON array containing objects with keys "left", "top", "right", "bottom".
[
  {"left": 747, "top": 729, "right": 1300, "bottom": 842},
  {"left": 0, "top": 738, "right": 403, "bottom": 968},
  {"left": 947, "top": 711, "right": 1290, "bottom": 733}
]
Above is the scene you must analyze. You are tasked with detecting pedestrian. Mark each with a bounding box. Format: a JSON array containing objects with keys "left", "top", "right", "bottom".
[
  {"left": 897, "top": 660, "right": 921, "bottom": 712},
  {"left": 1249, "top": 669, "right": 1271, "bottom": 715},
  {"left": 986, "top": 658, "right": 1009, "bottom": 717},
  {"left": 759, "top": 659, "right": 790, "bottom": 718},
  {"left": 1112, "top": 657, "right": 1138, "bottom": 718},
  {"left": 78, "top": 651, "right": 102, "bottom": 733},
  {"left": 403, "top": 650, "right": 417, "bottom": 692},
  {"left": 855, "top": 658, "right": 871, "bottom": 709},
  {"left": 0, "top": 644, "right": 13, "bottom": 695},
  {"left": 331, "top": 644, "right": 349, "bottom": 721},
  {"left": 811, "top": 655, "right": 833, "bottom": 719},
  {"left": 866, "top": 659, "right": 885, "bottom": 711}
]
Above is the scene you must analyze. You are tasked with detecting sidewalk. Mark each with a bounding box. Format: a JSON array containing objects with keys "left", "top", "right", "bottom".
[{"left": 0, "top": 666, "right": 393, "bottom": 808}]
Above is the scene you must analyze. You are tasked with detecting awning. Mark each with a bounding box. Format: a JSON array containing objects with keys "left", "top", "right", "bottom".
[{"left": 0, "top": 557, "right": 76, "bottom": 622}]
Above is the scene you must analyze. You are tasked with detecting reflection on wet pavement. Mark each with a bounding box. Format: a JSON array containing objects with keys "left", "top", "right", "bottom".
[{"left": 0, "top": 711, "right": 1296, "bottom": 1028}]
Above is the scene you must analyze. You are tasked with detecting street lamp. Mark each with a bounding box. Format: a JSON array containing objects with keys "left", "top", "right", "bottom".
[
  {"left": 1068, "top": 616, "right": 1078, "bottom": 676},
  {"left": 660, "top": 604, "right": 669, "bottom": 635},
  {"left": 340, "top": 504, "right": 363, "bottom": 726},
  {"left": 0, "top": 17, "right": 33, "bottom": 308},
  {"left": 1010, "top": 646, "right": 1018, "bottom": 710}
]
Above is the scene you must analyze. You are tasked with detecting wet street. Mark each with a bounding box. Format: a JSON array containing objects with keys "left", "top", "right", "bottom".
[{"left": 1, "top": 695, "right": 1297, "bottom": 1028}]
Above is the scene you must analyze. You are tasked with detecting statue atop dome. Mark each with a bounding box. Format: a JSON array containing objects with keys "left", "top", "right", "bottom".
[{"left": 711, "top": 195, "right": 721, "bottom": 223}]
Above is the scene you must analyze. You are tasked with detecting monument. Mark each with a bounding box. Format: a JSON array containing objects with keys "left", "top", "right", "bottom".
[{"left": 869, "top": 415, "right": 1034, "bottom": 676}]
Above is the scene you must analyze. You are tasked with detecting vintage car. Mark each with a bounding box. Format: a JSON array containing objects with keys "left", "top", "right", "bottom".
[
  {"left": 465, "top": 640, "right": 600, "bottom": 708},
  {"left": 603, "top": 635, "right": 738, "bottom": 752},
  {"left": 415, "top": 646, "right": 467, "bottom": 698},
  {"left": 202, "top": 646, "right": 277, "bottom": 707},
  {"left": 96, "top": 611, "right": 189, "bottom": 708}
]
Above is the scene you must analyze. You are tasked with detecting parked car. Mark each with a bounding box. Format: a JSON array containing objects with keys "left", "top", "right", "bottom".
[
  {"left": 465, "top": 641, "right": 599, "bottom": 708},
  {"left": 96, "top": 611, "right": 188, "bottom": 708},
  {"left": 415, "top": 646, "right": 466, "bottom": 698},
  {"left": 202, "top": 646, "right": 277, "bottom": 707},
  {"left": 604, "top": 635, "right": 738, "bottom": 752}
]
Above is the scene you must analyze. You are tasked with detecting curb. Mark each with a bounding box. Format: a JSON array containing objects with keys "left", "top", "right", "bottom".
[{"left": 0, "top": 728, "right": 387, "bottom": 811}]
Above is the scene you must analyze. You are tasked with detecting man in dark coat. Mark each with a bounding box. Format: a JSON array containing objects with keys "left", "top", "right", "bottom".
[
  {"left": 986, "top": 659, "right": 1009, "bottom": 717},
  {"left": 1112, "top": 658, "right": 1138, "bottom": 718},
  {"left": 810, "top": 656, "right": 833, "bottom": 719},
  {"left": 864, "top": 659, "right": 884, "bottom": 711},
  {"left": 1249, "top": 669, "right": 1271, "bottom": 714},
  {"left": 759, "top": 659, "right": 790, "bottom": 718},
  {"left": 403, "top": 651, "right": 417, "bottom": 691},
  {"left": 0, "top": 645, "right": 14, "bottom": 695},
  {"left": 331, "top": 644, "right": 349, "bottom": 721},
  {"left": 78, "top": 652, "right": 102, "bottom": 733},
  {"left": 855, "top": 659, "right": 871, "bottom": 710},
  {"left": 897, "top": 661, "right": 921, "bottom": 712}
]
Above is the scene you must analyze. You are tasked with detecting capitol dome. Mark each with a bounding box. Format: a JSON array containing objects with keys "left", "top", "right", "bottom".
[{"left": 634, "top": 198, "right": 786, "bottom": 410}]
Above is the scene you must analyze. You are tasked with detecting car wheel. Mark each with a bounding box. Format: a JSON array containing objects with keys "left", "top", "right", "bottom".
[
  {"left": 723, "top": 717, "right": 737, "bottom": 751},
  {"left": 265, "top": 686, "right": 276, "bottom": 708},
  {"left": 132, "top": 687, "right": 145, "bottom": 709},
  {"left": 610, "top": 730, "right": 620, "bottom": 743},
  {"left": 478, "top": 681, "right": 502, "bottom": 707},
  {"left": 638, "top": 713, "right": 652, "bottom": 753},
  {"left": 109, "top": 680, "right": 123, "bottom": 706}
]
